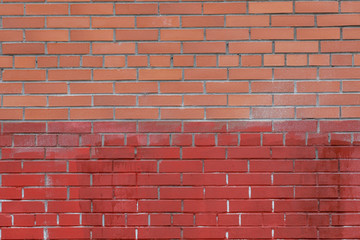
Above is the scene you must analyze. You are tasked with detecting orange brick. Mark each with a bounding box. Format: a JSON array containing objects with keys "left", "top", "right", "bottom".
[
  {"left": 3, "top": 17, "right": 45, "bottom": 28},
  {"left": 25, "top": 83, "right": 67, "bottom": 94},
  {"left": 161, "top": 109, "right": 204, "bottom": 120},
  {"left": 26, "top": 30, "right": 68, "bottom": 42},
  {"left": 59, "top": 56, "right": 80, "bottom": 68},
  {"left": 320, "top": 68, "right": 360, "bottom": 79},
  {"left": 206, "top": 29, "right": 248, "bottom": 40},
  {"left": 0, "top": 56, "right": 13, "bottom": 68},
  {"left": 251, "top": 28, "right": 294, "bottom": 40},
  {"left": 92, "top": 17, "right": 134, "bottom": 28},
  {"left": 139, "top": 96, "right": 182, "bottom": 106},
  {"left": 230, "top": 69, "right": 272, "bottom": 80},
  {"left": 0, "top": 4, "right": 24, "bottom": 16},
  {"left": 94, "top": 96, "right": 136, "bottom": 106},
  {"left": 355, "top": 55, "right": 360, "bottom": 66},
  {"left": 295, "top": 1, "right": 338, "bottom": 13},
  {"left": 275, "top": 68, "right": 317, "bottom": 80},
  {"left": 185, "top": 69, "right": 227, "bottom": 80},
  {"left": 3, "top": 96, "right": 47, "bottom": 107},
  {"left": 70, "top": 4, "right": 113, "bottom": 15},
  {"left": 0, "top": 83, "right": 22, "bottom": 94},
  {"left": 343, "top": 28, "right": 360, "bottom": 40},
  {"left": 297, "top": 81, "right": 340, "bottom": 93},
  {"left": 241, "top": 55, "right": 262, "bottom": 67},
  {"left": 71, "top": 83, "right": 113, "bottom": 94},
  {"left": 48, "top": 0, "right": 90, "bottom": 2},
  {"left": 332, "top": 55, "right": 353, "bottom": 66},
  {"left": 253, "top": 107, "right": 295, "bottom": 119},
  {"left": 92, "top": 43, "right": 135, "bottom": 54},
  {"left": 184, "top": 95, "right": 227, "bottom": 106},
  {"left": 139, "top": 69, "right": 182, "bottom": 81},
  {"left": 183, "top": 42, "right": 226, "bottom": 54},
  {"left": 203, "top": 3, "right": 246, "bottom": 14},
  {"left": 271, "top": 15, "right": 314, "bottom": 27},
  {"left": 341, "top": 1, "right": 360, "bottom": 12},
  {"left": 25, "top": 109, "right": 68, "bottom": 120},
  {"left": 160, "top": 82, "right": 203, "bottom": 93},
  {"left": 93, "top": 69, "right": 136, "bottom": 81},
  {"left": 226, "top": 15, "right": 269, "bottom": 27},
  {"left": 150, "top": 56, "right": 171, "bottom": 67},
  {"left": 2, "top": 70, "right": 46, "bottom": 81},
  {"left": 182, "top": 16, "right": 224, "bottom": 27},
  {"left": 116, "top": 30, "right": 158, "bottom": 41},
  {"left": 286, "top": 55, "right": 307, "bottom": 66},
  {"left": 26, "top": 4, "right": 68, "bottom": 15},
  {"left": 47, "top": 17, "right": 90, "bottom": 28},
  {"left": 219, "top": 55, "right": 239, "bottom": 67},
  {"left": 115, "top": 3, "right": 158, "bottom": 15},
  {"left": 229, "top": 95, "right": 272, "bottom": 106},
  {"left": 321, "top": 41, "right": 360, "bottom": 53},
  {"left": 116, "top": 108, "right": 159, "bottom": 119},
  {"left": 320, "top": 94, "right": 360, "bottom": 105},
  {"left": 317, "top": 14, "right": 360, "bottom": 26},
  {"left": 82, "top": 56, "right": 103, "bottom": 68},
  {"left": 71, "top": 109, "right": 113, "bottom": 120},
  {"left": 275, "top": 41, "right": 318, "bottom": 53},
  {"left": 128, "top": 56, "right": 148, "bottom": 67},
  {"left": 49, "top": 96, "right": 92, "bottom": 107},
  {"left": 206, "top": 82, "right": 249, "bottom": 93},
  {"left": 173, "top": 55, "right": 194, "bottom": 67},
  {"left": 138, "top": 43, "right": 180, "bottom": 54},
  {"left": 252, "top": 82, "right": 294, "bottom": 93},
  {"left": 104, "top": 56, "right": 126, "bottom": 68},
  {"left": 229, "top": 42, "right": 272, "bottom": 54},
  {"left": 207, "top": 108, "right": 249, "bottom": 119},
  {"left": 264, "top": 55, "right": 285, "bottom": 66},
  {"left": 161, "top": 29, "right": 204, "bottom": 41},
  {"left": 274, "top": 95, "right": 317, "bottom": 106},
  {"left": 159, "top": 3, "right": 201, "bottom": 14},
  {"left": 3, "top": 43, "right": 45, "bottom": 55},
  {"left": 249, "top": 2, "right": 293, "bottom": 13},
  {"left": 48, "top": 43, "right": 90, "bottom": 54},
  {"left": 297, "top": 28, "right": 340, "bottom": 40},
  {"left": 297, "top": 107, "right": 339, "bottom": 119},
  {"left": 37, "top": 56, "right": 58, "bottom": 68},
  {"left": 309, "top": 55, "right": 330, "bottom": 66},
  {"left": 70, "top": 30, "right": 113, "bottom": 41},
  {"left": 0, "top": 109, "right": 22, "bottom": 120},
  {"left": 15, "top": 57, "right": 36, "bottom": 68},
  {"left": 115, "top": 82, "right": 158, "bottom": 94},
  {"left": 196, "top": 56, "right": 217, "bottom": 67},
  {"left": 137, "top": 16, "right": 179, "bottom": 28},
  {"left": 342, "top": 107, "right": 360, "bottom": 118},
  {"left": 48, "top": 69, "right": 91, "bottom": 81},
  {"left": 0, "top": 30, "right": 23, "bottom": 41}
]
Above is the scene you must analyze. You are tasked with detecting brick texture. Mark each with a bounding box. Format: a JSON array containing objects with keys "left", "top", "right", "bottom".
[
  {"left": 1, "top": 0, "right": 360, "bottom": 239},
  {"left": 0, "top": 0, "right": 360, "bottom": 120},
  {"left": 0, "top": 121, "right": 359, "bottom": 239}
]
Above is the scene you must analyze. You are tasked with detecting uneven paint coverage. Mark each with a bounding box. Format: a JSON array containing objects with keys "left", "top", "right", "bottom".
[{"left": 1, "top": 0, "right": 360, "bottom": 239}]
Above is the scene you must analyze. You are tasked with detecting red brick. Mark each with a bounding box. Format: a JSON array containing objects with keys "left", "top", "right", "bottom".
[
  {"left": 205, "top": 160, "right": 247, "bottom": 173},
  {"left": 2, "top": 228, "right": 43, "bottom": 239},
  {"left": 47, "top": 228, "right": 90, "bottom": 239}
]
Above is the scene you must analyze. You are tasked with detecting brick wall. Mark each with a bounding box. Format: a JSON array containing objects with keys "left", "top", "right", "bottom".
[{"left": 1, "top": 0, "right": 360, "bottom": 239}]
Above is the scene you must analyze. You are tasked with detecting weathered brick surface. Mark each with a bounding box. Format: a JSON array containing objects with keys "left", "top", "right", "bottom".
[{"left": 0, "top": 121, "right": 358, "bottom": 239}]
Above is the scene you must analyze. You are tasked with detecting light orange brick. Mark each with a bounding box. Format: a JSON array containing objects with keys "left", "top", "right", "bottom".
[{"left": 116, "top": 108, "right": 159, "bottom": 119}]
